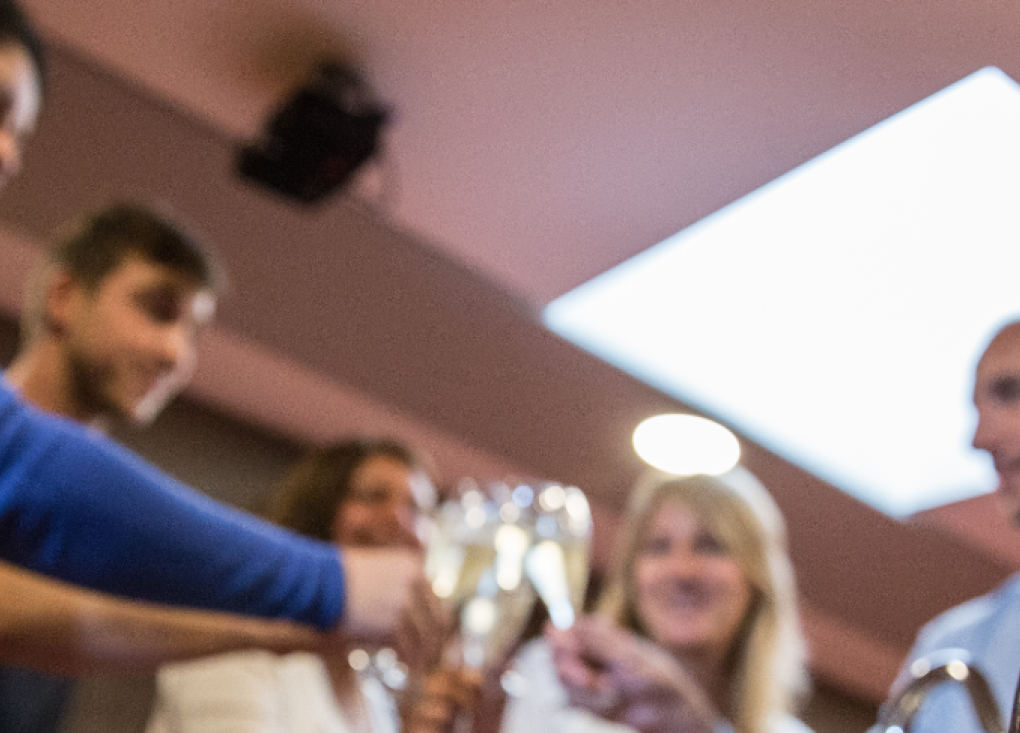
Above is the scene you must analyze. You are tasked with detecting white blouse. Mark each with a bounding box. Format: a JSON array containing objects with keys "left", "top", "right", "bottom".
[{"left": 146, "top": 650, "right": 398, "bottom": 733}]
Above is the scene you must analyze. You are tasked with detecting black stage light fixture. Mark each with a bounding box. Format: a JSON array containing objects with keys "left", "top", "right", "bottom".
[{"left": 238, "top": 61, "right": 389, "bottom": 204}]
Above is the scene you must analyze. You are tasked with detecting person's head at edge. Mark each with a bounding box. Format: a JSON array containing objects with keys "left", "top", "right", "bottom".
[
  {"left": 972, "top": 320, "right": 1020, "bottom": 523},
  {"left": 596, "top": 467, "right": 808, "bottom": 733},
  {"left": 8, "top": 203, "right": 225, "bottom": 427},
  {"left": 0, "top": 0, "right": 44, "bottom": 191},
  {"left": 265, "top": 437, "right": 437, "bottom": 552}
]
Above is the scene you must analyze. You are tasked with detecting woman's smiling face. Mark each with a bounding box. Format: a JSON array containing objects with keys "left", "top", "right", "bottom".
[{"left": 633, "top": 499, "right": 754, "bottom": 666}]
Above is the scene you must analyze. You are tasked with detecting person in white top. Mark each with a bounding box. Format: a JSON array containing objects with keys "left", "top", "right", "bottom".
[
  {"left": 502, "top": 468, "right": 812, "bottom": 733},
  {"left": 147, "top": 438, "right": 478, "bottom": 733}
]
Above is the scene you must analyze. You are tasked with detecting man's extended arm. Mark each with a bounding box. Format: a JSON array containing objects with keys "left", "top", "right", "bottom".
[
  {"left": 0, "top": 381, "right": 420, "bottom": 637},
  {"left": 0, "top": 560, "right": 333, "bottom": 675}
]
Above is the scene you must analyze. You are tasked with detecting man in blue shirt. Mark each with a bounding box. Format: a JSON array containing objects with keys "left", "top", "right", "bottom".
[
  {"left": 0, "top": 200, "right": 272, "bottom": 730},
  {"left": 0, "top": 204, "right": 427, "bottom": 730},
  {"left": 881, "top": 320, "right": 1020, "bottom": 733},
  {"left": 0, "top": 1, "right": 422, "bottom": 728}
]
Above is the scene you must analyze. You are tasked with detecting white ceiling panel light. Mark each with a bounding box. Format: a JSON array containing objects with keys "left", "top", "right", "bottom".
[{"left": 546, "top": 66, "right": 1020, "bottom": 518}]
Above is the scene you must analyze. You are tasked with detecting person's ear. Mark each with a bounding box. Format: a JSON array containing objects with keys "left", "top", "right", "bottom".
[{"left": 43, "top": 269, "right": 84, "bottom": 335}]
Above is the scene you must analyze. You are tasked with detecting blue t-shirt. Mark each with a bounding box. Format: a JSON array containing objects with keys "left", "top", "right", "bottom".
[{"left": 0, "top": 380, "right": 344, "bottom": 628}]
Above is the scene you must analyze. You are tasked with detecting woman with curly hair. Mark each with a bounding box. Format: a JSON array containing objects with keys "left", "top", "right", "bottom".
[{"left": 148, "top": 437, "right": 477, "bottom": 733}]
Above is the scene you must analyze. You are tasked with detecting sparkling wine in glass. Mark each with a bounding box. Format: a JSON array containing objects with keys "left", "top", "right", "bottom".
[
  {"left": 524, "top": 483, "right": 592, "bottom": 629},
  {"left": 458, "top": 517, "right": 537, "bottom": 670},
  {"left": 424, "top": 480, "right": 541, "bottom": 732},
  {"left": 425, "top": 488, "right": 498, "bottom": 608}
]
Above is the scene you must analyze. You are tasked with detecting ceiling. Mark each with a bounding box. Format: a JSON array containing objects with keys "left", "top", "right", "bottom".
[{"left": 3, "top": 0, "right": 1019, "bottom": 707}]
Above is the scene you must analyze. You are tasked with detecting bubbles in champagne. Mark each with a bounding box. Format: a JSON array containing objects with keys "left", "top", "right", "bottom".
[{"left": 495, "top": 524, "right": 530, "bottom": 591}]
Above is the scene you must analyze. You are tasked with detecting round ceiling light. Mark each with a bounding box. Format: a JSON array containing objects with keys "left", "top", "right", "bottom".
[{"left": 633, "top": 413, "right": 741, "bottom": 475}]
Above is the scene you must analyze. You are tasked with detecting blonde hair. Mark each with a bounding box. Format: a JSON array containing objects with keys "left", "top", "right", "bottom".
[{"left": 597, "top": 467, "right": 808, "bottom": 733}]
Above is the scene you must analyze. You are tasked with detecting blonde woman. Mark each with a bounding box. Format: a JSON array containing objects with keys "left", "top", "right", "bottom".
[{"left": 502, "top": 467, "right": 810, "bottom": 733}]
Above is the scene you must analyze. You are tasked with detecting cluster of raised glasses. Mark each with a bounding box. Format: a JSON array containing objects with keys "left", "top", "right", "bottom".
[{"left": 425, "top": 478, "right": 593, "bottom": 670}]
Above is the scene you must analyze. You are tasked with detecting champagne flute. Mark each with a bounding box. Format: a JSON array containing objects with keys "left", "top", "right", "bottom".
[
  {"left": 424, "top": 480, "right": 541, "bottom": 731},
  {"left": 427, "top": 480, "right": 538, "bottom": 667},
  {"left": 486, "top": 482, "right": 592, "bottom": 700},
  {"left": 524, "top": 482, "right": 592, "bottom": 630},
  {"left": 458, "top": 514, "right": 536, "bottom": 670},
  {"left": 425, "top": 480, "right": 499, "bottom": 609}
]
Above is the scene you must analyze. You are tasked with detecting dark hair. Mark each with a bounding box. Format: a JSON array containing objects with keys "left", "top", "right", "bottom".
[
  {"left": 265, "top": 438, "right": 424, "bottom": 541},
  {"left": 48, "top": 202, "right": 225, "bottom": 294},
  {"left": 0, "top": 0, "right": 46, "bottom": 95}
]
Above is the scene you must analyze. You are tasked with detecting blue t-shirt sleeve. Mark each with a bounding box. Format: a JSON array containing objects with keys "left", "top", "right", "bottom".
[{"left": 0, "top": 383, "right": 344, "bottom": 630}]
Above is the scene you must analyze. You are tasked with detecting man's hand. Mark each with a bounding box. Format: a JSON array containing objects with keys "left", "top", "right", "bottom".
[{"left": 340, "top": 547, "right": 424, "bottom": 641}]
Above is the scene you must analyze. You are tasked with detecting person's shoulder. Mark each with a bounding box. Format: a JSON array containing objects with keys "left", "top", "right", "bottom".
[{"left": 914, "top": 573, "right": 1020, "bottom": 650}]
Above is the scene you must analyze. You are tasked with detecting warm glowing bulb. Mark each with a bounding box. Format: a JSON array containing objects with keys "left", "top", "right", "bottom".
[{"left": 633, "top": 414, "right": 740, "bottom": 475}]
